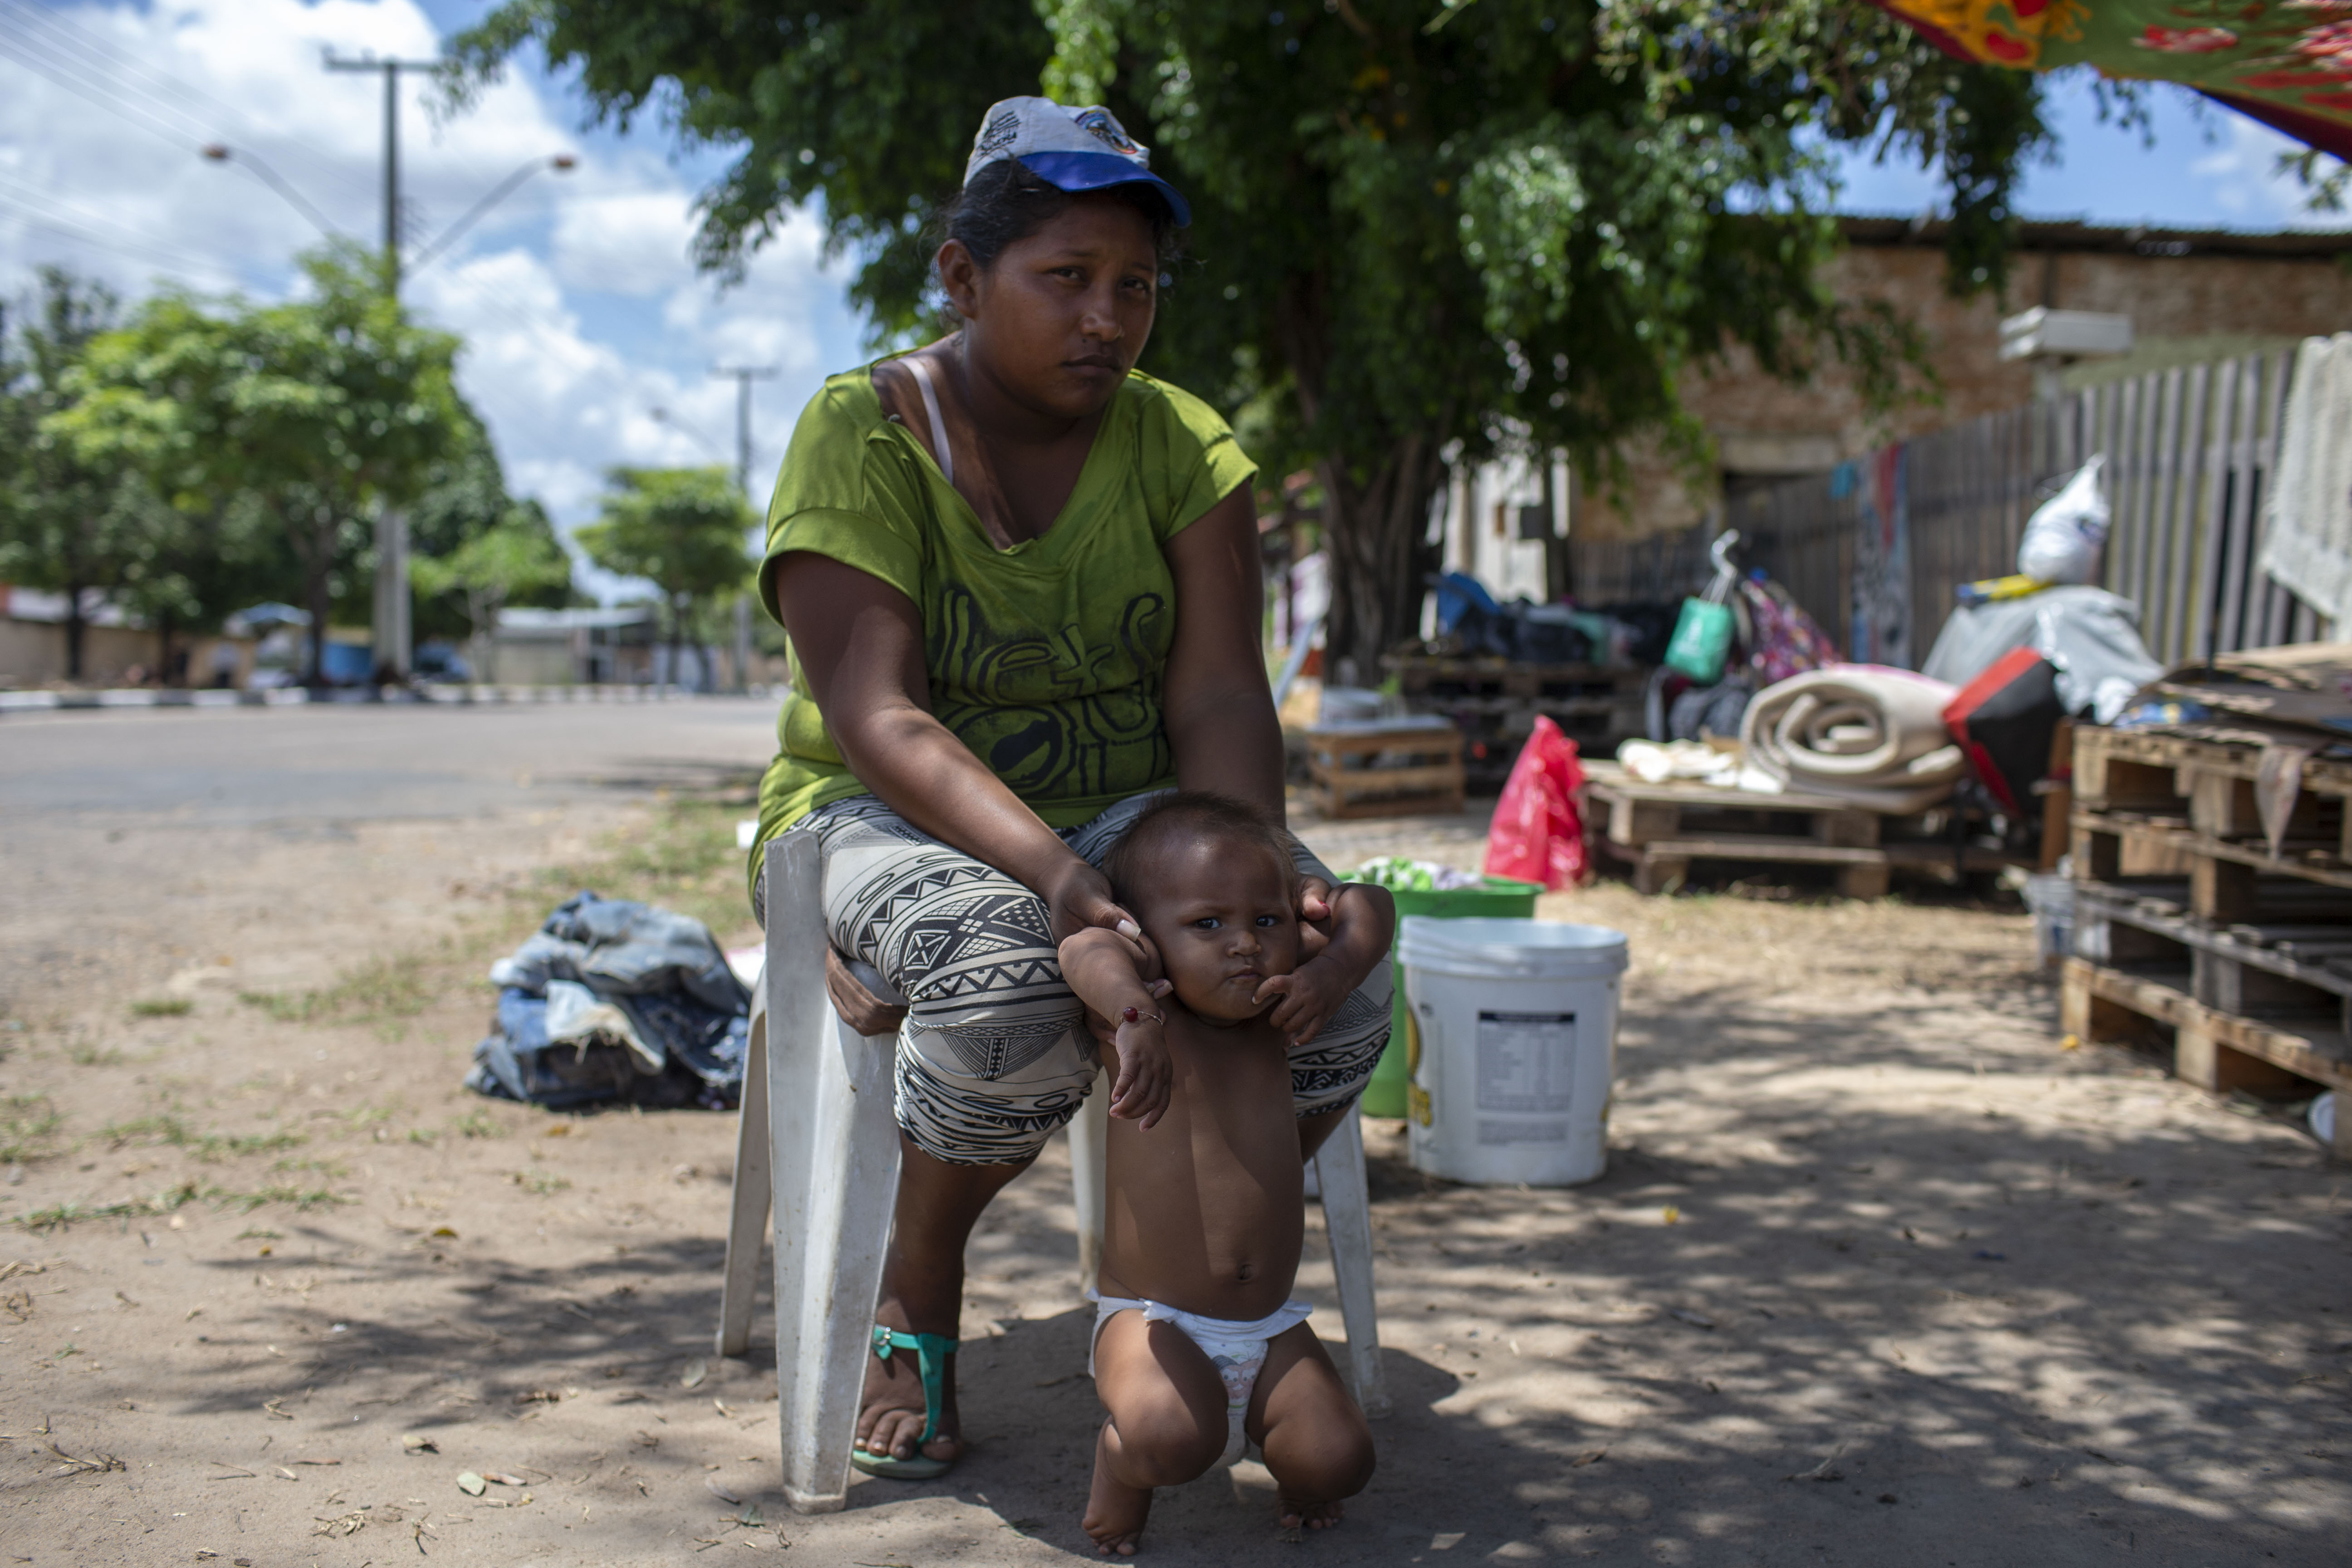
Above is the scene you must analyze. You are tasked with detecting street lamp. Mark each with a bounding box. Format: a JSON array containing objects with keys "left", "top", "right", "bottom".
[
  {"left": 407, "top": 154, "right": 578, "bottom": 275},
  {"left": 199, "top": 143, "right": 344, "bottom": 241},
  {"left": 199, "top": 138, "right": 575, "bottom": 690}
]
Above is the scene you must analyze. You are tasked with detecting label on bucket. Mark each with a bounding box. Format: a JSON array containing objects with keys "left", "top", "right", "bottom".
[
  {"left": 1479, "top": 1119, "right": 1568, "bottom": 1145},
  {"left": 1475, "top": 1010, "right": 1576, "bottom": 1114}
]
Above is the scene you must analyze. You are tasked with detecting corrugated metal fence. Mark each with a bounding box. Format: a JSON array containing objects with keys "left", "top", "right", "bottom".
[{"left": 1568, "top": 349, "right": 2329, "bottom": 668}]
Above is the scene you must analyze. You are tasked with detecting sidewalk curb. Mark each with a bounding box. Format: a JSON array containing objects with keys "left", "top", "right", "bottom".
[{"left": 0, "top": 685, "right": 776, "bottom": 715}]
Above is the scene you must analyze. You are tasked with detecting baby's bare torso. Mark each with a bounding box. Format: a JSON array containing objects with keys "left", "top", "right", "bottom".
[{"left": 1098, "top": 1008, "right": 1302, "bottom": 1322}]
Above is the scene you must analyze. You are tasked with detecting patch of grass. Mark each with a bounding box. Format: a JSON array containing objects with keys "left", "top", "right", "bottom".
[
  {"left": 531, "top": 797, "right": 754, "bottom": 936},
  {"left": 513, "top": 1168, "right": 571, "bottom": 1196},
  {"left": 67, "top": 1043, "right": 124, "bottom": 1067},
  {"left": 129, "top": 998, "right": 192, "bottom": 1019},
  {"left": 100, "top": 1115, "right": 304, "bottom": 1162},
  {"left": 271, "top": 1156, "right": 348, "bottom": 1178},
  {"left": 13, "top": 1179, "right": 352, "bottom": 1233},
  {"left": 450, "top": 1108, "right": 509, "bottom": 1140},
  {"left": 238, "top": 952, "right": 434, "bottom": 1026},
  {"left": 235, "top": 1227, "right": 283, "bottom": 1241},
  {"left": 1, "top": 1095, "right": 62, "bottom": 1164},
  {"left": 223, "top": 1184, "right": 346, "bottom": 1214}
]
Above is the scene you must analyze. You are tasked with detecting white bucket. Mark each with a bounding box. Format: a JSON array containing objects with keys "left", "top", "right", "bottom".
[{"left": 1398, "top": 916, "right": 1628, "bottom": 1186}]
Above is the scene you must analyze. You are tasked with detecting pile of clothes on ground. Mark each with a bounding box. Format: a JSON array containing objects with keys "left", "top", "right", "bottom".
[{"left": 467, "top": 891, "right": 752, "bottom": 1111}]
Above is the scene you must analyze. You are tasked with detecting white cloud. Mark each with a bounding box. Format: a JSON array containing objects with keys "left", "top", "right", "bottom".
[
  {"left": 2186, "top": 112, "right": 2323, "bottom": 226},
  {"left": 0, "top": 0, "right": 867, "bottom": 601}
]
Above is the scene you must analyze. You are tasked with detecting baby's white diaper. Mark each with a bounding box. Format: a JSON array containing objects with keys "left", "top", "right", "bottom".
[{"left": 1088, "top": 1290, "right": 1313, "bottom": 1466}]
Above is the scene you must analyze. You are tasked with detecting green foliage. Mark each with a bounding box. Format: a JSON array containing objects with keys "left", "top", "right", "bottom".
[
  {"left": 128, "top": 998, "right": 192, "bottom": 1018},
  {"left": 409, "top": 409, "right": 578, "bottom": 647},
  {"left": 575, "top": 466, "right": 755, "bottom": 676},
  {"left": 0, "top": 271, "right": 137, "bottom": 679},
  {"left": 453, "top": 0, "right": 2050, "bottom": 666},
  {"left": 410, "top": 499, "right": 576, "bottom": 672},
  {"left": 58, "top": 243, "right": 469, "bottom": 681}
]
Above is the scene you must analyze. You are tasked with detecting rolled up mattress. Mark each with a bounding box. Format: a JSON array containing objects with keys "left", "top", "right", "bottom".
[{"left": 1739, "top": 666, "right": 1964, "bottom": 813}]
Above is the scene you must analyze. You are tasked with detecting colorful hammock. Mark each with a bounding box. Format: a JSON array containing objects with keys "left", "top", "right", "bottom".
[{"left": 1872, "top": 1, "right": 2352, "bottom": 160}]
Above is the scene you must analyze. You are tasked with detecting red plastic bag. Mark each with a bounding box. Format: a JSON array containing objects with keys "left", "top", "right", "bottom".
[{"left": 1483, "top": 715, "right": 1588, "bottom": 891}]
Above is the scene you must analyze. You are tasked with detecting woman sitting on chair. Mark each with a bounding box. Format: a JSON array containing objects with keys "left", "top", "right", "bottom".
[{"left": 750, "top": 96, "right": 1392, "bottom": 1481}]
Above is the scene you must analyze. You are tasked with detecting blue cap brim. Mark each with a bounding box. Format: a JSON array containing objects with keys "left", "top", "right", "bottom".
[{"left": 1016, "top": 150, "right": 1191, "bottom": 228}]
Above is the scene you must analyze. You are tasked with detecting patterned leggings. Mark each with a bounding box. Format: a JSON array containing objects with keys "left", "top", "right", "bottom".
[{"left": 776, "top": 791, "right": 1392, "bottom": 1166}]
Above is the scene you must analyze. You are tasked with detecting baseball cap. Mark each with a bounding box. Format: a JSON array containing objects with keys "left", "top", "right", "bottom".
[{"left": 964, "top": 96, "right": 1192, "bottom": 227}]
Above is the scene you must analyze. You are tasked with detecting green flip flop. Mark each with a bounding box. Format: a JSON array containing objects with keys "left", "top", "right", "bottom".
[{"left": 850, "top": 1325, "right": 960, "bottom": 1480}]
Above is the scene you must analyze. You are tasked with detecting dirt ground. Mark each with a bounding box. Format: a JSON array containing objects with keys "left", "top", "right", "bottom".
[{"left": 2, "top": 704, "right": 2348, "bottom": 1566}]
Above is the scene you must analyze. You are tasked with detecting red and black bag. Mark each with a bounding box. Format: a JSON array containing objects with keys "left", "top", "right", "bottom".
[{"left": 1942, "top": 647, "right": 2063, "bottom": 816}]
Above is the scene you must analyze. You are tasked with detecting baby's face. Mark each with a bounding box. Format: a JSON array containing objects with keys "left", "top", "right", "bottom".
[{"left": 1131, "top": 835, "right": 1300, "bottom": 1024}]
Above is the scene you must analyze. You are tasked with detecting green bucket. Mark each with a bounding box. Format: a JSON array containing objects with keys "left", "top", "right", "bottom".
[{"left": 1358, "top": 875, "right": 1544, "bottom": 1118}]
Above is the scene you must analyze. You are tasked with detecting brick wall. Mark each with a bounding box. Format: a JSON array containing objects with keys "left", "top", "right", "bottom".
[{"left": 1576, "top": 220, "right": 2352, "bottom": 540}]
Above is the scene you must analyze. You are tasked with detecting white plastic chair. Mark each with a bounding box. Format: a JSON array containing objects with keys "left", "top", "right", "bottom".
[{"left": 714, "top": 834, "right": 1388, "bottom": 1514}]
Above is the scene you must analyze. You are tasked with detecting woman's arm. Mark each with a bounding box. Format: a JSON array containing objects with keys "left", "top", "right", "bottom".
[
  {"left": 1162, "top": 486, "right": 1340, "bottom": 920},
  {"left": 773, "top": 551, "right": 1137, "bottom": 941},
  {"left": 1161, "top": 487, "right": 1285, "bottom": 817}
]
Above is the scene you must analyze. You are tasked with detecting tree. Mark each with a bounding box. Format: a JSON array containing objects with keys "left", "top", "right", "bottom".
[
  {"left": 407, "top": 406, "right": 578, "bottom": 655},
  {"left": 0, "top": 269, "right": 132, "bottom": 680},
  {"left": 61, "top": 243, "right": 467, "bottom": 685},
  {"left": 574, "top": 466, "right": 755, "bottom": 690},
  {"left": 410, "top": 503, "right": 575, "bottom": 681},
  {"left": 454, "top": 0, "right": 2053, "bottom": 672}
]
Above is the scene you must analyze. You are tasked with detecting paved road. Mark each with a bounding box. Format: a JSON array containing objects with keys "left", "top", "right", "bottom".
[
  {"left": 0, "top": 698, "right": 781, "bottom": 1018},
  {"left": 0, "top": 696, "right": 779, "bottom": 827}
]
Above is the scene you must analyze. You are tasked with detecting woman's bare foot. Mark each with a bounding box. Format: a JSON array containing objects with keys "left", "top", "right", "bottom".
[
  {"left": 852, "top": 1318, "right": 959, "bottom": 1469},
  {"left": 1083, "top": 1422, "right": 1153, "bottom": 1556},
  {"left": 1278, "top": 1495, "right": 1346, "bottom": 1531}
]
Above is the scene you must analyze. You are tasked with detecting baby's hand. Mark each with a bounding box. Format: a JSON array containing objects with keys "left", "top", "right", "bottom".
[
  {"left": 1255, "top": 957, "right": 1352, "bottom": 1048},
  {"left": 1106, "top": 1008, "right": 1173, "bottom": 1130}
]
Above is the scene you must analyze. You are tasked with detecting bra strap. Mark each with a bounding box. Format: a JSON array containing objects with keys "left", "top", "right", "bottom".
[{"left": 905, "top": 356, "right": 954, "bottom": 486}]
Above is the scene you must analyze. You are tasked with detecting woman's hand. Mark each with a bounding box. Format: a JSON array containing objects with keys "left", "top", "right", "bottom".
[
  {"left": 1296, "top": 873, "right": 1335, "bottom": 964},
  {"left": 825, "top": 947, "right": 908, "bottom": 1037},
  {"left": 1042, "top": 858, "right": 1142, "bottom": 946}
]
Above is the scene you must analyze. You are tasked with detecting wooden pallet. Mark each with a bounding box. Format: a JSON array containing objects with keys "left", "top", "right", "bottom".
[
  {"left": 1304, "top": 721, "right": 1466, "bottom": 820},
  {"left": 2062, "top": 956, "right": 2352, "bottom": 1158},
  {"left": 1580, "top": 760, "right": 2020, "bottom": 897},
  {"left": 1387, "top": 655, "right": 1647, "bottom": 784},
  {"left": 2071, "top": 725, "right": 2352, "bottom": 915},
  {"left": 2073, "top": 878, "right": 2352, "bottom": 1035}
]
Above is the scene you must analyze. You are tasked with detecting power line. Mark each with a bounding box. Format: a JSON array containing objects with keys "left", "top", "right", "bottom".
[
  {"left": 0, "top": 0, "right": 364, "bottom": 202},
  {"left": 0, "top": 196, "right": 249, "bottom": 287},
  {"left": 0, "top": 27, "right": 220, "bottom": 154},
  {"left": 0, "top": 173, "right": 251, "bottom": 280}
]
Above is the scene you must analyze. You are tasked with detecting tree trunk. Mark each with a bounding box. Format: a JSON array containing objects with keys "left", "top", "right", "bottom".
[
  {"left": 157, "top": 609, "right": 177, "bottom": 688},
  {"left": 1317, "top": 433, "right": 1450, "bottom": 687},
  {"left": 1273, "top": 266, "right": 1454, "bottom": 687},
  {"left": 63, "top": 578, "right": 88, "bottom": 681},
  {"left": 669, "top": 594, "right": 687, "bottom": 691}
]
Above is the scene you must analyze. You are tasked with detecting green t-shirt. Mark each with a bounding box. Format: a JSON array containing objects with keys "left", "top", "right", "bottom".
[{"left": 751, "top": 358, "right": 1258, "bottom": 872}]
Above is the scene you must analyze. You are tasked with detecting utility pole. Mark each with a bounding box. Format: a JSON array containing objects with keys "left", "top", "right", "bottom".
[
  {"left": 712, "top": 365, "right": 778, "bottom": 695},
  {"left": 326, "top": 51, "right": 440, "bottom": 688}
]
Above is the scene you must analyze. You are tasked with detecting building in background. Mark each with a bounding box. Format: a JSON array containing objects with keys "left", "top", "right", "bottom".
[
  {"left": 1441, "top": 217, "right": 2352, "bottom": 586},
  {"left": 491, "top": 606, "right": 658, "bottom": 686}
]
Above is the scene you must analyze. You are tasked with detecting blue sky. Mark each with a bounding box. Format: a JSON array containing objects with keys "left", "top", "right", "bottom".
[{"left": 0, "top": 2, "right": 2339, "bottom": 601}]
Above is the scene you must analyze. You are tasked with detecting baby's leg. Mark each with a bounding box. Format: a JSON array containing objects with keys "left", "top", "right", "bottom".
[
  {"left": 1086, "top": 1311, "right": 1231, "bottom": 1556},
  {"left": 1246, "top": 1323, "right": 1376, "bottom": 1531}
]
